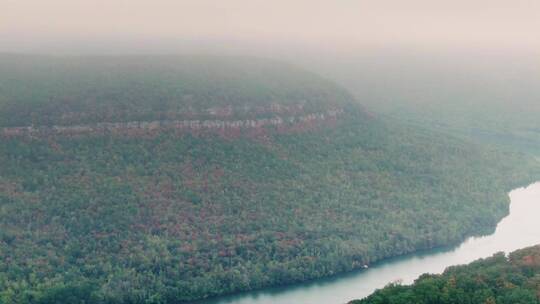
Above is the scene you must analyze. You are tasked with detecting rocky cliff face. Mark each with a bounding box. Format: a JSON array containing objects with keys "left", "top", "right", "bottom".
[{"left": 1, "top": 108, "right": 345, "bottom": 138}]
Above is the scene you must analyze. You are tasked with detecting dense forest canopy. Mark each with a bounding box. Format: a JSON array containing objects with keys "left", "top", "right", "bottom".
[
  {"left": 0, "top": 55, "right": 539, "bottom": 303},
  {"left": 351, "top": 245, "right": 540, "bottom": 304}
]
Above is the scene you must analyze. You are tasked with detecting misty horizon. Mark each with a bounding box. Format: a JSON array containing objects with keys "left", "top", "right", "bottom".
[{"left": 2, "top": 0, "right": 540, "bottom": 56}]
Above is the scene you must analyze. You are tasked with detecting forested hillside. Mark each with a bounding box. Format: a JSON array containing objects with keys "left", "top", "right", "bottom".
[
  {"left": 0, "top": 55, "right": 538, "bottom": 303},
  {"left": 351, "top": 245, "right": 540, "bottom": 304}
]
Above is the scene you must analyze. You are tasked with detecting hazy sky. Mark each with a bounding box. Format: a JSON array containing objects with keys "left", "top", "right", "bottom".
[{"left": 1, "top": 0, "right": 540, "bottom": 53}]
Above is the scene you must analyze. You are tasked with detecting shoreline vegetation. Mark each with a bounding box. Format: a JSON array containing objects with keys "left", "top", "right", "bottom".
[
  {"left": 351, "top": 244, "right": 540, "bottom": 304},
  {"left": 193, "top": 181, "right": 540, "bottom": 304}
]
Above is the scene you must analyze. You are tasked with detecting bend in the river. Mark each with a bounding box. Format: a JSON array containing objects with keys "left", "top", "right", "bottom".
[{"left": 198, "top": 182, "right": 540, "bottom": 304}]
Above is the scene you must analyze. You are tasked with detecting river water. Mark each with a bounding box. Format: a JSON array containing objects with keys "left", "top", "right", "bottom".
[{"left": 201, "top": 182, "right": 540, "bottom": 304}]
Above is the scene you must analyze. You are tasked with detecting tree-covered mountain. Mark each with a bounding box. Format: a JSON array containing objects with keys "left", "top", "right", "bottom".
[
  {"left": 0, "top": 55, "right": 538, "bottom": 303},
  {"left": 351, "top": 245, "right": 540, "bottom": 304}
]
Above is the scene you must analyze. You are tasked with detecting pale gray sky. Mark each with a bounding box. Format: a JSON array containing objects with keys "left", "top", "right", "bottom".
[{"left": 1, "top": 0, "right": 540, "bottom": 53}]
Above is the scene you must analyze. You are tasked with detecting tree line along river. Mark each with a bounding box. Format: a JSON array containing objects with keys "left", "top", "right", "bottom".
[{"left": 198, "top": 182, "right": 540, "bottom": 304}]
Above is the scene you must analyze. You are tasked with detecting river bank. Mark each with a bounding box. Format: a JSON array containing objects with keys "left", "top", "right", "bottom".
[{"left": 197, "top": 182, "right": 540, "bottom": 304}]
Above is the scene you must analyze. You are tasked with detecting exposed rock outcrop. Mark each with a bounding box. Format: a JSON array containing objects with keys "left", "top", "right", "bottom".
[{"left": 1, "top": 109, "right": 344, "bottom": 138}]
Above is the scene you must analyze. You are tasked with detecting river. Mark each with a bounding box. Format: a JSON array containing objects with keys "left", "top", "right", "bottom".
[{"left": 200, "top": 182, "right": 540, "bottom": 304}]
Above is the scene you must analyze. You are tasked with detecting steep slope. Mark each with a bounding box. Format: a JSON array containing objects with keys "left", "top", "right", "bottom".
[
  {"left": 0, "top": 55, "right": 538, "bottom": 303},
  {"left": 351, "top": 245, "right": 540, "bottom": 304}
]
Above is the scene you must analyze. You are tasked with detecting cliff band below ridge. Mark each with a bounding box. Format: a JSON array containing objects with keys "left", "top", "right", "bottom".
[{"left": 1, "top": 108, "right": 344, "bottom": 137}]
